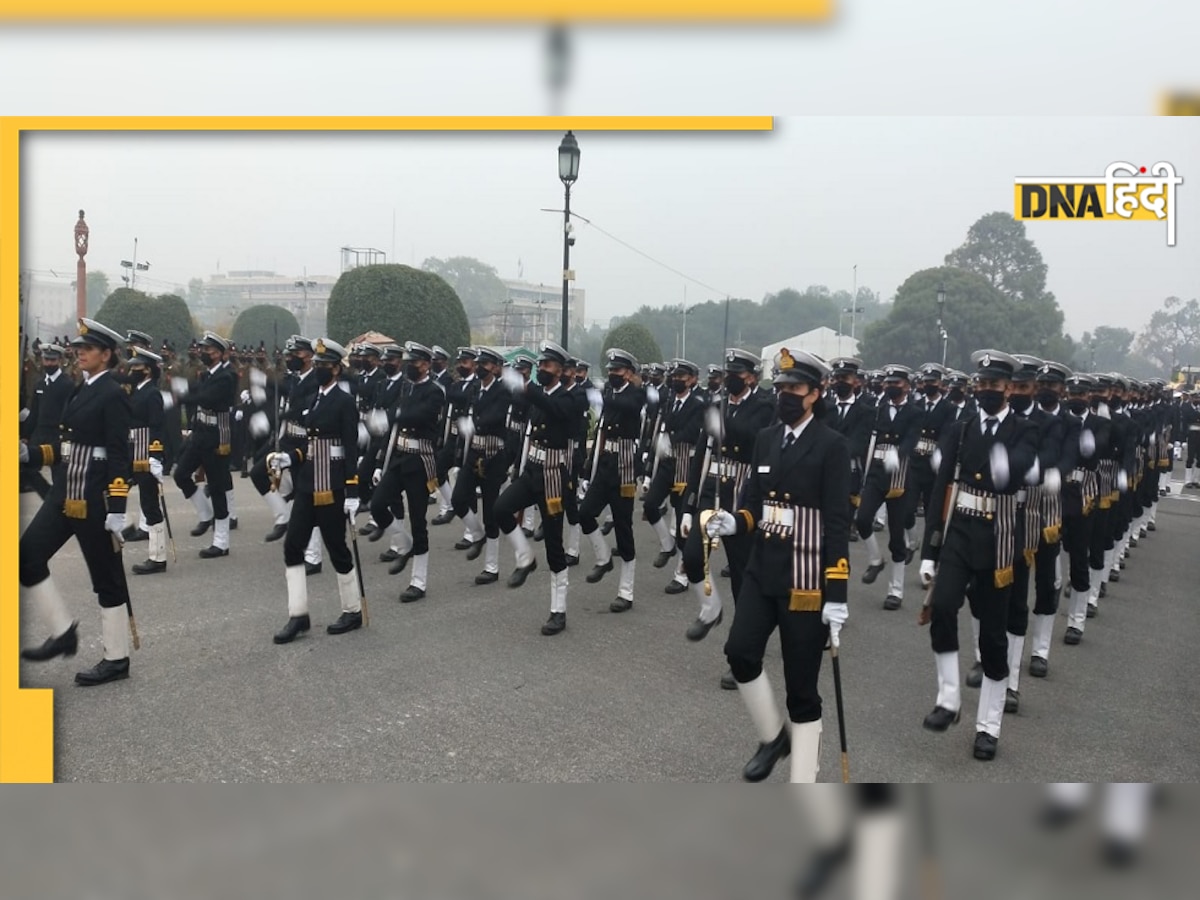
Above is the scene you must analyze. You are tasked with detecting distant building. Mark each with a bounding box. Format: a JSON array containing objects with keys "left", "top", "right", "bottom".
[
  {"left": 761, "top": 326, "right": 859, "bottom": 368},
  {"left": 22, "top": 276, "right": 77, "bottom": 338},
  {"left": 196, "top": 270, "right": 336, "bottom": 337},
  {"left": 475, "top": 279, "right": 586, "bottom": 348}
]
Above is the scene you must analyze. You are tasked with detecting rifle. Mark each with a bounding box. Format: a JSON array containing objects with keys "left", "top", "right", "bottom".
[
  {"left": 587, "top": 409, "right": 607, "bottom": 486},
  {"left": 918, "top": 424, "right": 967, "bottom": 626}
]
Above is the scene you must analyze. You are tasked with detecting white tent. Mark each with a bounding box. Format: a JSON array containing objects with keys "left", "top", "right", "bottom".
[{"left": 761, "top": 326, "right": 859, "bottom": 368}]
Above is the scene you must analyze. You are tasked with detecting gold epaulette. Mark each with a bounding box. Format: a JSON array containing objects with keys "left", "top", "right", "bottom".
[
  {"left": 39, "top": 444, "right": 55, "bottom": 466},
  {"left": 346, "top": 475, "right": 359, "bottom": 486},
  {"left": 149, "top": 440, "right": 163, "bottom": 453},
  {"left": 107, "top": 477, "right": 131, "bottom": 498},
  {"left": 824, "top": 558, "right": 849, "bottom": 581}
]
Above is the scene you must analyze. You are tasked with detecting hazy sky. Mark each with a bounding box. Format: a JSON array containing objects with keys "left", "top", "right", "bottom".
[{"left": 20, "top": 117, "right": 1199, "bottom": 341}]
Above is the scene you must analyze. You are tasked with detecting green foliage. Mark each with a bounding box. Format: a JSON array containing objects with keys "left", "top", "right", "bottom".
[
  {"left": 95, "top": 288, "right": 194, "bottom": 353},
  {"left": 422, "top": 256, "right": 507, "bottom": 323},
  {"left": 1133, "top": 296, "right": 1200, "bottom": 376},
  {"left": 231, "top": 304, "right": 300, "bottom": 351},
  {"left": 601, "top": 321, "right": 664, "bottom": 367},
  {"left": 86, "top": 271, "right": 111, "bottom": 316},
  {"left": 326, "top": 264, "right": 470, "bottom": 351},
  {"left": 944, "top": 212, "right": 1048, "bottom": 303}
]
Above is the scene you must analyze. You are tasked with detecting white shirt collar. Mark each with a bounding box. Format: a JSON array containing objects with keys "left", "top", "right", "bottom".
[
  {"left": 207, "top": 360, "right": 223, "bottom": 375},
  {"left": 45, "top": 368, "right": 62, "bottom": 382},
  {"left": 543, "top": 381, "right": 562, "bottom": 395},
  {"left": 296, "top": 367, "right": 313, "bottom": 381},
  {"left": 84, "top": 368, "right": 110, "bottom": 386},
  {"left": 784, "top": 415, "right": 815, "bottom": 443},
  {"left": 980, "top": 405, "right": 1011, "bottom": 433}
]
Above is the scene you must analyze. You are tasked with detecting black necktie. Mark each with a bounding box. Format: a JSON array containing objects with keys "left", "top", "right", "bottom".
[
  {"left": 839, "top": 402, "right": 849, "bottom": 419},
  {"left": 673, "top": 399, "right": 682, "bottom": 414},
  {"left": 985, "top": 416, "right": 998, "bottom": 436},
  {"left": 784, "top": 431, "right": 796, "bottom": 450}
]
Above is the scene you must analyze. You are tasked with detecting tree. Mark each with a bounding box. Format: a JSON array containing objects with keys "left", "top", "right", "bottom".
[
  {"left": 945, "top": 211, "right": 1048, "bottom": 303},
  {"left": 601, "top": 321, "right": 664, "bottom": 367},
  {"left": 86, "top": 270, "right": 111, "bottom": 316},
  {"left": 422, "top": 256, "right": 508, "bottom": 323},
  {"left": 187, "top": 277, "right": 206, "bottom": 307},
  {"left": 231, "top": 304, "right": 300, "bottom": 351},
  {"left": 94, "top": 288, "right": 195, "bottom": 354},
  {"left": 326, "top": 264, "right": 470, "bottom": 351},
  {"left": 1133, "top": 296, "right": 1200, "bottom": 377}
]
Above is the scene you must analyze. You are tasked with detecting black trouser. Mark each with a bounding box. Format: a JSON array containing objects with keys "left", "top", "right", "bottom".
[
  {"left": 20, "top": 501, "right": 131, "bottom": 609},
  {"left": 436, "top": 440, "right": 459, "bottom": 485},
  {"left": 1088, "top": 505, "right": 1113, "bottom": 569},
  {"left": 1188, "top": 432, "right": 1200, "bottom": 467},
  {"left": 1030, "top": 537, "right": 1062, "bottom": 616},
  {"left": 451, "top": 449, "right": 507, "bottom": 539},
  {"left": 358, "top": 438, "right": 383, "bottom": 507},
  {"left": 20, "top": 467, "right": 51, "bottom": 498},
  {"left": 135, "top": 472, "right": 163, "bottom": 527},
  {"left": 173, "top": 434, "right": 232, "bottom": 520},
  {"left": 642, "top": 458, "right": 676, "bottom": 526},
  {"left": 855, "top": 476, "right": 913, "bottom": 562},
  {"left": 283, "top": 492, "right": 353, "bottom": 573},
  {"left": 930, "top": 531, "right": 1009, "bottom": 682},
  {"left": 369, "top": 453, "right": 433, "bottom": 555},
  {"left": 1061, "top": 510, "right": 1094, "bottom": 593},
  {"left": 495, "top": 464, "right": 567, "bottom": 572},
  {"left": 579, "top": 455, "right": 636, "bottom": 562},
  {"left": 725, "top": 568, "right": 830, "bottom": 723},
  {"left": 906, "top": 458, "right": 936, "bottom": 529}
]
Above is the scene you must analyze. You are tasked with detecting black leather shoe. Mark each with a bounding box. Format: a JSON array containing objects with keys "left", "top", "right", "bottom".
[
  {"left": 507, "top": 559, "right": 538, "bottom": 587},
  {"left": 1128, "top": 536, "right": 1139, "bottom": 548},
  {"left": 358, "top": 522, "right": 377, "bottom": 536},
  {"left": 1098, "top": 583, "right": 1107, "bottom": 598},
  {"left": 379, "top": 548, "right": 400, "bottom": 562},
  {"left": 720, "top": 565, "right": 731, "bottom": 578},
  {"left": 465, "top": 539, "right": 486, "bottom": 561},
  {"left": 522, "top": 527, "right": 535, "bottom": 538},
  {"left": 533, "top": 524, "right": 545, "bottom": 542},
  {"left": 794, "top": 838, "right": 852, "bottom": 900},
  {"left": 1029, "top": 655, "right": 1048, "bottom": 678},
  {"left": 190, "top": 519, "right": 213, "bottom": 537},
  {"left": 400, "top": 585, "right": 426, "bottom": 603},
  {"left": 905, "top": 546, "right": 916, "bottom": 564},
  {"left": 848, "top": 531, "right": 859, "bottom": 542},
  {"left": 264, "top": 523, "right": 288, "bottom": 542},
  {"left": 1064, "top": 627, "right": 1082, "bottom": 645},
  {"left": 229, "top": 518, "right": 238, "bottom": 531},
  {"left": 1119, "top": 559, "right": 1127, "bottom": 569},
  {"left": 454, "top": 538, "right": 473, "bottom": 550},
  {"left": 274, "top": 615, "right": 311, "bottom": 644},
  {"left": 388, "top": 552, "right": 413, "bottom": 575},
  {"left": 973, "top": 731, "right": 998, "bottom": 761},
  {"left": 475, "top": 570, "right": 499, "bottom": 585},
  {"left": 861, "top": 561, "right": 885, "bottom": 584},
  {"left": 586, "top": 558, "right": 614, "bottom": 584},
  {"left": 1109, "top": 570, "right": 1120, "bottom": 582},
  {"left": 1101, "top": 838, "right": 1138, "bottom": 869},
  {"left": 923, "top": 706, "right": 961, "bottom": 732},
  {"left": 132, "top": 559, "right": 167, "bottom": 575},
  {"left": 564, "top": 554, "right": 580, "bottom": 567},
  {"left": 1040, "top": 801, "right": 1083, "bottom": 830},
  {"left": 199, "top": 545, "right": 229, "bottom": 559},
  {"left": 21, "top": 621, "right": 78, "bottom": 661},
  {"left": 966, "top": 662, "right": 984, "bottom": 688},
  {"left": 75, "top": 657, "right": 130, "bottom": 686},
  {"left": 122, "top": 524, "right": 148, "bottom": 542},
  {"left": 653, "top": 548, "right": 676, "bottom": 569},
  {"left": 609, "top": 597, "right": 633, "bottom": 613},
  {"left": 541, "top": 612, "right": 566, "bottom": 635},
  {"left": 1005, "top": 688, "right": 1020, "bottom": 714},
  {"left": 366, "top": 525, "right": 388, "bottom": 542},
  {"left": 883, "top": 594, "right": 902, "bottom": 611},
  {"left": 742, "top": 726, "right": 790, "bottom": 782},
  {"left": 326, "top": 611, "right": 362, "bottom": 634},
  {"left": 305, "top": 561, "right": 322, "bottom": 576},
  {"left": 431, "top": 510, "right": 455, "bottom": 526},
  {"left": 1086, "top": 603, "right": 1097, "bottom": 618},
  {"left": 600, "top": 520, "right": 615, "bottom": 536},
  {"left": 720, "top": 669, "right": 738, "bottom": 691},
  {"left": 873, "top": 520, "right": 884, "bottom": 532},
  {"left": 685, "top": 610, "right": 722, "bottom": 642},
  {"left": 1147, "top": 521, "right": 1157, "bottom": 532},
  {"left": 664, "top": 580, "right": 688, "bottom": 595}
]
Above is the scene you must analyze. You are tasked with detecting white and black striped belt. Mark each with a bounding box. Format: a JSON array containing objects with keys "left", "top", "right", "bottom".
[
  {"left": 194, "top": 411, "right": 219, "bottom": 426},
  {"left": 285, "top": 422, "right": 307, "bottom": 437},
  {"left": 1016, "top": 489, "right": 1028, "bottom": 504},
  {"left": 707, "top": 461, "right": 747, "bottom": 479},
  {"left": 1067, "top": 469, "right": 1088, "bottom": 483},
  {"left": 955, "top": 490, "right": 997, "bottom": 516},
  {"left": 308, "top": 441, "right": 345, "bottom": 459},
  {"left": 872, "top": 443, "right": 897, "bottom": 460},
  {"left": 761, "top": 501, "right": 796, "bottom": 532},
  {"left": 59, "top": 441, "right": 107, "bottom": 460},
  {"left": 396, "top": 437, "right": 426, "bottom": 452},
  {"left": 915, "top": 437, "right": 937, "bottom": 455}
]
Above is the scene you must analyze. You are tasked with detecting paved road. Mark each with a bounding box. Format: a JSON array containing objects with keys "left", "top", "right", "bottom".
[{"left": 18, "top": 475, "right": 1200, "bottom": 782}]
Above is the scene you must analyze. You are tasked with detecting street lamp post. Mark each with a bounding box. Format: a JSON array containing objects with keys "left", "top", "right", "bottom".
[
  {"left": 936, "top": 283, "right": 948, "bottom": 368},
  {"left": 558, "top": 130, "right": 580, "bottom": 350},
  {"left": 295, "top": 276, "right": 317, "bottom": 336},
  {"left": 119, "top": 237, "right": 149, "bottom": 291}
]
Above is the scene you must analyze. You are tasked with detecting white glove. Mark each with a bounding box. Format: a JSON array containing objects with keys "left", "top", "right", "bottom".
[
  {"left": 240, "top": 389, "right": 251, "bottom": 405},
  {"left": 366, "top": 408, "right": 390, "bottom": 437},
  {"left": 706, "top": 509, "right": 737, "bottom": 538},
  {"left": 989, "top": 442, "right": 1010, "bottom": 490},
  {"left": 821, "top": 602, "right": 849, "bottom": 647},
  {"left": 883, "top": 447, "right": 900, "bottom": 473},
  {"left": 268, "top": 452, "right": 291, "bottom": 473},
  {"left": 372, "top": 468, "right": 383, "bottom": 487},
  {"left": 250, "top": 384, "right": 267, "bottom": 406},
  {"left": 1117, "top": 468, "right": 1129, "bottom": 493},
  {"left": 149, "top": 458, "right": 164, "bottom": 482},
  {"left": 1043, "top": 466, "right": 1062, "bottom": 494},
  {"left": 1079, "top": 428, "right": 1096, "bottom": 459},
  {"left": 104, "top": 513, "right": 126, "bottom": 535},
  {"left": 235, "top": 410, "right": 244, "bottom": 422},
  {"left": 680, "top": 512, "right": 693, "bottom": 538},
  {"left": 637, "top": 476, "right": 651, "bottom": 499},
  {"left": 1024, "top": 456, "right": 1041, "bottom": 487},
  {"left": 19, "top": 407, "right": 30, "bottom": 422},
  {"left": 161, "top": 389, "right": 176, "bottom": 411},
  {"left": 19, "top": 441, "right": 29, "bottom": 464},
  {"left": 249, "top": 410, "right": 270, "bottom": 438},
  {"left": 344, "top": 497, "right": 360, "bottom": 518},
  {"left": 578, "top": 478, "right": 590, "bottom": 497},
  {"left": 250, "top": 367, "right": 267, "bottom": 388},
  {"left": 170, "top": 376, "right": 189, "bottom": 397},
  {"left": 919, "top": 559, "right": 937, "bottom": 588}
]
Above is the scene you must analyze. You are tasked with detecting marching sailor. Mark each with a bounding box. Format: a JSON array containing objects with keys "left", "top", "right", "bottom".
[{"left": 123, "top": 347, "right": 170, "bottom": 576}]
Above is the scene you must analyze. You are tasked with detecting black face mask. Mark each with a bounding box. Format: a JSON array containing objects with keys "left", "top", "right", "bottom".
[
  {"left": 457, "top": 365, "right": 473, "bottom": 378},
  {"left": 575, "top": 375, "right": 587, "bottom": 385},
  {"left": 922, "top": 384, "right": 941, "bottom": 398},
  {"left": 884, "top": 385, "right": 905, "bottom": 402},
  {"left": 671, "top": 378, "right": 689, "bottom": 395},
  {"left": 776, "top": 391, "right": 808, "bottom": 425},
  {"left": 286, "top": 356, "right": 304, "bottom": 372},
  {"left": 474, "top": 363, "right": 490, "bottom": 379},
  {"left": 608, "top": 373, "right": 626, "bottom": 390},
  {"left": 383, "top": 362, "right": 400, "bottom": 377},
  {"left": 708, "top": 379, "right": 722, "bottom": 392},
  {"left": 947, "top": 387, "right": 965, "bottom": 403},
  {"left": 1009, "top": 394, "right": 1033, "bottom": 413},
  {"left": 976, "top": 389, "right": 1005, "bottom": 415},
  {"left": 833, "top": 381, "right": 853, "bottom": 399},
  {"left": 1035, "top": 387, "right": 1058, "bottom": 408},
  {"left": 43, "top": 364, "right": 60, "bottom": 376},
  {"left": 1090, "top": 396, "right": 1105, "bottom": 410},
  {"left": 1109, "top": 397, "right": 1124, "bottom": 410},
  {"left": 535, "top": 369, "right": 555, "bottom": 387},
  {"left": 724, "top": 373, "right": 746, "bottom": 395},
  {"left": 314, "top": 367, "right": 334, "bottom": 387},
  {"left": 1067, "top": 398, "right": 1089, "bottom": 415},
  {"left": 405, "top": 364, "right": 423, "bottom": 382}
]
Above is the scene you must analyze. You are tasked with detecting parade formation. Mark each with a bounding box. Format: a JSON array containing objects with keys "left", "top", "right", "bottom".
[{"left": 17, "top": 318, "right": 1197, "bottom": 782}]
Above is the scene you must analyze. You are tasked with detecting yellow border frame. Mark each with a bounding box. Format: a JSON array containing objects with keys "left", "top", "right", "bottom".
[
  {"left": 0, "top": 115, "right": 772, "bottom": 783},
  {"left": 0, "top": 1, "right": 833, "bottom": 22}
]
